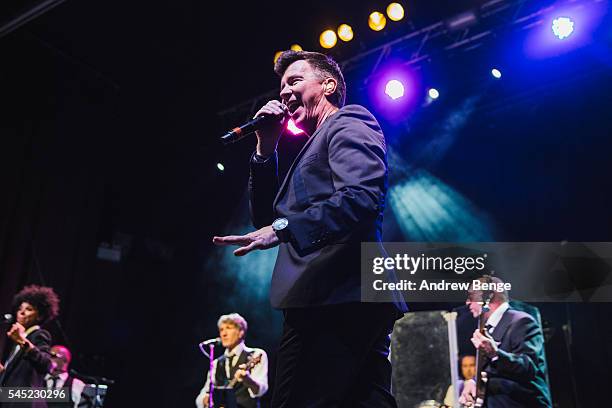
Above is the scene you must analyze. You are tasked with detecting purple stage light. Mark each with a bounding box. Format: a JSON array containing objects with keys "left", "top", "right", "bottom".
[
  {"left": 286, "top": 119, "right": 304, "bottom": 135},
  {"left": 552, "top": 17, "right": 574, "bottom": 39},
  {"left": 385, "top": 79, "right": 405, "bottom": 100},
  {"left": 367, "top": 61, "right": 422, "bottom": 123},
  {"left": 524, "top": 2, "right": 606, "bottom": 59}
]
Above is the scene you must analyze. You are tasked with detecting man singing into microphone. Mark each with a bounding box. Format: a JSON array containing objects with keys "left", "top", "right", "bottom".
[{"left": 214, "top": 50, "right": 405, "bottom": 407}]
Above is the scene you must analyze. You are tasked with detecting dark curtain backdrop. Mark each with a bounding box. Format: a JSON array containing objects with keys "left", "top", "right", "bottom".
[
  {"left": 0, "top": 30, "right": 113, "bottom": 347},
  {"left": 0, "top": 12, "right": 275, "bottom": 405}
]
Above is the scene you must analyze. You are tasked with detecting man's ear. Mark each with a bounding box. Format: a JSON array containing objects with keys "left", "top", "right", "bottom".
[{"left": 323, "top": 78, "right": 337, "bottom": 96}]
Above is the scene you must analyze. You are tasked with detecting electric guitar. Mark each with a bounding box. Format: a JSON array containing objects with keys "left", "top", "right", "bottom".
[
  {"left": 215, "top": 353, "right": 263, "bottom": 408},
  {"left": 474, "top": 277, "right": 494, "bottom": 408},
  {"left": 227, "top": 353, "right": 262, "bottom": 389}
]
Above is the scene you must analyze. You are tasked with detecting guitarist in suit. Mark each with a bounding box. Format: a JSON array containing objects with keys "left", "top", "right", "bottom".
[
  {"left": 0, "top": 285, "right": 60, "bottom": 408},
  {"left": 213, "top": 50, "right": 405, "bottom": 407},
  {"left": 459, "top": 277, "right": 552, "bottom": 407},
  {"left": 195, "top": 313, "right": 268, "bottom": 408}
]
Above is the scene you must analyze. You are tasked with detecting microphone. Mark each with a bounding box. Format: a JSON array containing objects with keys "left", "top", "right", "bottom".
[
  {"left": 2, "top": 313, "right": 14, "bottom": 324},
  {"left": 220, "top": 106, "right": 288, "bottom": 145},
  {"left": 198, "top": 337, "right": 221, "bottom": 357},
  {"left": 199, "top": 337, "right": 221, "bottom": 347}
]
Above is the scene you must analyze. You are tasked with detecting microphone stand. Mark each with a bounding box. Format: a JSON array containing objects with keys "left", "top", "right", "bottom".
[
  {"left": 198, "top": 340, "right": 218, "bottom": 407},
  {"left": 208, "top": 343, "right": 215, "bottom": 408}
]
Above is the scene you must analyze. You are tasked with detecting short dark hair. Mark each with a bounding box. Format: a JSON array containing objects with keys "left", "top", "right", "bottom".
[
  {"left": 460, "top": 354, "right": 476, "bottom": 363},
  {"left": 470, "top": 276, "right": 509, "bottom": 303},
  {"left": 274, "top": 50, "right": 346, "bottom": 108},
  {"left": 12, "top": 285, "right": 60, "bottom": 325}
]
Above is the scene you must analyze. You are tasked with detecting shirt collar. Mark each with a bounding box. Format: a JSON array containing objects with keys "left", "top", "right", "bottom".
[
  {"left": 25, "top": 325, "right": 40, "bottom": 337},
  {"left": 486, "top": 301, "right": 509, "bottom": 329},
  {"left": 224, "top": 341, "right": 245, "bottom": 358}
]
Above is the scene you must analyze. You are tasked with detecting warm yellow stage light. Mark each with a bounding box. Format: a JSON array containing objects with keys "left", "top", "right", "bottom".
[
  {"left": 290, "top": 44, "right": 303, "bottom": 51},
  {"left": 274, "top": 51, "right": 283, "bottom": 64},
  {"left": 319, "top": 29, "right": 338, "bottom": 49},
  {"left": 368, "top": 11, "right": 387, "bottom": 31},
  {"left": 387, "top": 3, "right": 405, "bottom": 21},
  {"left": 337, "top": 24, "right": 354, "bottom": 42}
]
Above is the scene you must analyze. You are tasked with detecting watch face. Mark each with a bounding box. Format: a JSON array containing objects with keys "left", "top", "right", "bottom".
[{"left": 273, "top": 218, "right": 288, "bottom": 230}]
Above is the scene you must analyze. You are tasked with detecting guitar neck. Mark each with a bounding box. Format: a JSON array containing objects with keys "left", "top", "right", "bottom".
[
  {"left": 474, "top": 303, "right": 490, "bottom": 407},
  {"left": 227, "top": 377, "right": 239, "bottom": 388},
  {"left": 225, "top": 354, "right": 261, "bottom": 389}
]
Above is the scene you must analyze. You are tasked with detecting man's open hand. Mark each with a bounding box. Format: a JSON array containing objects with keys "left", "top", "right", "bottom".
[{"left": 213, "top": 225, "right": 279, "bottom": 256}]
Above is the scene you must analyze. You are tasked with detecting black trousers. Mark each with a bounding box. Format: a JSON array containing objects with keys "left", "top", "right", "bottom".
[{"left": 271, "top": 302, "right": 401, "bottom": 408}]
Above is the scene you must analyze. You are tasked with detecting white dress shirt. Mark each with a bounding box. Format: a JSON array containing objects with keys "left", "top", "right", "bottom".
[
  {"left": 44, "top": 371, "right": 86, "bottom": 407},
  {"left": 486, "top": 301, "right": 509, "bottom": 332},
  {"left": 485, "top": 301, "right": 509, "bottom": 362},
  {"left": 195, "top": 342, "right": 268, "bottom": 408},
  {"left": 444, "top": 380, "right": 472, "bottom": 406}
]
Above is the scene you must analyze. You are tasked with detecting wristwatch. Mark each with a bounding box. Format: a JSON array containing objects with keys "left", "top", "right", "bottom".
[{"left": 272, "top": 217, "right": 290, "bottom": 242}]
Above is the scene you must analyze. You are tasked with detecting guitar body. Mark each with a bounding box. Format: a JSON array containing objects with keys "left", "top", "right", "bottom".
[
  {"left": 214, "top": 388, "right": 238, "bottom": 408},
  {"left": 216, "top": 353, "right": 262, "bottom": 408}
]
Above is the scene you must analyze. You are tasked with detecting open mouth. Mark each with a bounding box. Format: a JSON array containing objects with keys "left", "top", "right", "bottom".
[{"left": 287, "top": 101, "right": 301, "bottom": 114}]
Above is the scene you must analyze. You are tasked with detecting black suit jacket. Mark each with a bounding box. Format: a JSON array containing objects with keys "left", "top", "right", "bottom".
[
  {"left": 0, "top": 328, "right": 52, "bottom": 408},
  {"left": 485, "top": 308, "right": 552, "bottom": 408},
  {"left": 250, "top": 104, "right": 402, "bottom": 309}
]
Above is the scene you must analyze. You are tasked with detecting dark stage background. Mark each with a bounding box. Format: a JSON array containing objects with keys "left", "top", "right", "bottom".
[{"left": 1, "top": 0, "right": 611, "bottom": 407}]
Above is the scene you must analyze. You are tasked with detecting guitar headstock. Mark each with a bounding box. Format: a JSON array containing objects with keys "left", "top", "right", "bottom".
[{"left": 245, "top": 353, "right": 262, "bottom": 371}]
